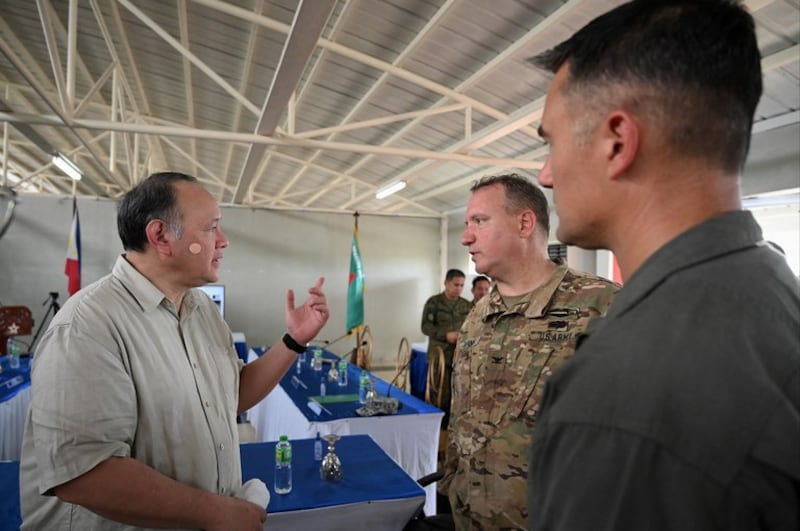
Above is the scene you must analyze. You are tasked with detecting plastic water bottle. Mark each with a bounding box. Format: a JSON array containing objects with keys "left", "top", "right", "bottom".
[
  {"left": 7, "top": 337, "right": 21, "bottom": 370},
  {"left": 312, "top": 348, "right": 323, "bottom": 371},
  {"left": 320, "top": 376, "right": 326, "bottom": 397},
  {"left": 358, "top": 370, "right": 369, "bottom": 404},
  {"left": 337, "top": 359, "right": 348, "bottom": 387},
  {"left": 274, "top": 435, "right": 292, "bottom": 494},
  {"left": 314, "top": 431, "right": 323, "bottom": 461}
]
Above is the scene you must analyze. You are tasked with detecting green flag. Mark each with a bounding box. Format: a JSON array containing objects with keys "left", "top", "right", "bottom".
[{"left": 346, "top": 215, "right": 364, "bottom": 333}]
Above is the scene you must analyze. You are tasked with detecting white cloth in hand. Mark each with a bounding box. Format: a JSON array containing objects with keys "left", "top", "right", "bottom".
[{"left": 233, "top": 478, "right": 271, "bottom": 508}]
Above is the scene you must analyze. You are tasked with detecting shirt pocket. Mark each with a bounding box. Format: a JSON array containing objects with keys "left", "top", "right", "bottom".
[
  {"left": 487, "top": 343, "right": 556, "bottom": 425},
  {"left": 207, "top": 343, "right": 239, "bottom": 408}
]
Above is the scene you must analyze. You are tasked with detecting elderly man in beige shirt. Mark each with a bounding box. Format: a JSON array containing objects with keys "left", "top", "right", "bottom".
[{"left": 20, "top": 171, "right": 329, "bottom": 531}]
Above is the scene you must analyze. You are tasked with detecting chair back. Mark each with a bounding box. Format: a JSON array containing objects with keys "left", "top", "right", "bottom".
[
  {"left": 394, "top": 337, "right": 410, "bottom": 391},
  {"left": 0, "top": 306, "right": 33, "bottom": 355},
  {"left": 424, "top": 346, "right": 446, "bottom": 409},
  {"left": 351, "top": 325, "right": 374, "bottom": 371}
]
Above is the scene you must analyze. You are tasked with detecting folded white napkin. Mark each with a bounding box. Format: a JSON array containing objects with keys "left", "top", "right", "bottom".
[
  {"left": 307, "top": 400, "right": 322, "bottom": 415},
  {"left": 233, "top": 478, "right": 270, "bottom": 508}
]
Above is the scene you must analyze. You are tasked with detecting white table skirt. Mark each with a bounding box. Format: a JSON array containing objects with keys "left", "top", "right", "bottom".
[
  {"left": 0, "top": 384, "right": 31, "bottom": 461},
  {"left": 248, "top": 382, "right": 442, "bottom": 517},
  {"left": 262, "top": 497, "right": 425, "bottom": 531}
]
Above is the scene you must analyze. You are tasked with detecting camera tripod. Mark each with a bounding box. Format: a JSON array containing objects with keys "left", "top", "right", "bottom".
[{"left": 30, "top": 291, "right": 60, "bottom": 353}]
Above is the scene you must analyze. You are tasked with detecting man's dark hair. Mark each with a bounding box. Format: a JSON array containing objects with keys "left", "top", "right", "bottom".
[
  {"left": 117, "top": 171, "right": 198, "bottom": 252},
  {"left": 530, "top": 0, "right": 761, "bottom": 174},
  {"left": 470, "top": 173, "right": 550, "bottom": 236},
  {"left": 472, "top": 275, "right": 490, "bottom": 288},
  {"left": 445, "top": 268, "right": 466, "bottom": 282}
]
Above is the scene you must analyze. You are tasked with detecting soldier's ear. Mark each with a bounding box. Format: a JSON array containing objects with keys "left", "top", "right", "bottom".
[{"left": 519, "top": 210, "right": 535, "bottom": 238}]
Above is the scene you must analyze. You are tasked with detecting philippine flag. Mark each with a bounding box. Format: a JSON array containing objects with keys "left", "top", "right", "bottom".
[{"left": 64, "top": 198, "right": 81, "bottom": 296}]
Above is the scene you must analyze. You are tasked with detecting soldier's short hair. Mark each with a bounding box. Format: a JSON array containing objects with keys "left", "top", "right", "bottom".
[
  {"left": 470, "top": 173, "right": 550, "bottom": 236},
  {"left": 445, "top": 268, "right": 465, "bottom": 282},
  {"left": 472, "top": 275, "right": 490, "bottom": 288}
]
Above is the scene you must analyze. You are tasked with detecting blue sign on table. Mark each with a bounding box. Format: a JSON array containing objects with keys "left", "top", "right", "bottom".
[
  {"left": 0, "top": 355, "right": 32, "bottom": 403},
  {"left": 279, "top": 349, "right": 436, "bottom": 422}
]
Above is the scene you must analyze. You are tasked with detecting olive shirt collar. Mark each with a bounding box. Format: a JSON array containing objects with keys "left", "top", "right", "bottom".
[
  {"left": 589, "top": 210, "right": 763, "bottom": 329},
  {"left": 477, "top": 264, "right": 570, "bottom": 321}
]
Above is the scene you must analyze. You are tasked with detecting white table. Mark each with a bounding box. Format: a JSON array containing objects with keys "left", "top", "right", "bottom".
[
  {"left": 0, "top": 385, "right": 31, "bottom": 461},
  {"left": 247, "top": 351, "right": 443, "bottom": 517},
  {"left": 0, "top": 355, "right": 32, "bottom": 461}
]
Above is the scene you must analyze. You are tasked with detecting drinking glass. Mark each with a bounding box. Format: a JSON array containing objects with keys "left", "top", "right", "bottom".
[{"left": 320, "top": 434, "right": 342, "bottom": 482}]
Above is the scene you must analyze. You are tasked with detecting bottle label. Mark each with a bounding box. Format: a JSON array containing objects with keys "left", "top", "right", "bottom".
[{"left": 276, "top": 444, "right": 292, "bottom": 464}]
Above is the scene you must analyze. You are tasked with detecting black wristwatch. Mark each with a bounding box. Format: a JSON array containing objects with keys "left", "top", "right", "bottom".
[{"left": 282, "top": 333, "right": 307, "bottom": 354}]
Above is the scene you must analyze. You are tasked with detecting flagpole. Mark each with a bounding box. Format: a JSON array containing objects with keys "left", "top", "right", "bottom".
[{"left": 352, "top": 211, "right": 360, "bottom": 365}]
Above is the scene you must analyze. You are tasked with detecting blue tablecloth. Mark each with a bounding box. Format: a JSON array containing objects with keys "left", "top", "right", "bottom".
[
  {"left": 0, "top": 436, "right": 423, "bottom": 531},
  {"left": 0, "top": 461, "right": 21, "bottom": 531},
  {"left": 241, "top": 434, "right": 424, "bottom": 513},
  {"left": 409, "top": 348, "right": 427, "bottom": 400},
  {"left": 280, "top": 349, "right": 437, "bottom": 421},
  {"left": 0, "top": 355, "right": 31, "bottom": 403}
]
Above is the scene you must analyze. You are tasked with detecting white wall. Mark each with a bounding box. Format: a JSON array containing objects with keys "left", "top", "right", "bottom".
[{"left": 0, "top": 195, "right": 441, "bottom": 369}]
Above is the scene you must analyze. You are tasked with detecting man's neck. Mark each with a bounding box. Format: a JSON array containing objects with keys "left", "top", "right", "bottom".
[
  {"left": 124, "top": 252, "right": 187, "bottom": 312},
  {"left": 610, "top": 170, "right": 741, "bottom": 281},
  {"left": 494, "top": 255, "right": 557, "bottom": 297}
]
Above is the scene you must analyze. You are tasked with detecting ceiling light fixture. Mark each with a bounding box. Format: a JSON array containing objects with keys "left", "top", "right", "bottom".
[
  {"left": 52, "top": 153, "right": 82, "bottom": 181},
  {"left": 375, "top": 180, "right": 406, "bottom": 200}
]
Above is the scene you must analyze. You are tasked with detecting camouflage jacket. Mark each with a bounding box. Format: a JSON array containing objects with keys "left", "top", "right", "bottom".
[
  {"left": 420, "top": 292, "right": 472, "bottom": 364},
  {"left": 439, "top": 265, "right": 619, "bottom": 530}
]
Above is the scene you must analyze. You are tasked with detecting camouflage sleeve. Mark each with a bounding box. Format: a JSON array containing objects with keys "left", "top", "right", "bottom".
[
  {"left": 438, "top": 423, "right": 458, "bottom": 493},
  {"left": 421, "top": 295, "right": 444, "bottom": 341},
  {"left": 438, "top": 337, "right": 467, "bottom": 492}
]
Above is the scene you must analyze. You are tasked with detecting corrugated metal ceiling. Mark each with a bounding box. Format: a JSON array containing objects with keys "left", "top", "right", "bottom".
[{"left": 0, "top": 0, "right": 798, "bottom": 218}]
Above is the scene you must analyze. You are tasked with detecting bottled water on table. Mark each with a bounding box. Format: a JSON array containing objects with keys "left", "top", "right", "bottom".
[
  {"left": 337, "top": 359, "right": 348, "bottom": 387},
  {"left": 312, "top": 348, "right": 323, "bottom": 371},
  {"left": 358, "top": 370, "right": 370, "bottom": 404},
  {"left": 6, "top": 337, "right": 22, "bottom": 369},
  {"left": 314, "top": 431, "right": 323, "bottom": 461},
  {"left": 274, "top": 435, "right": 292, "bottom": 494}
]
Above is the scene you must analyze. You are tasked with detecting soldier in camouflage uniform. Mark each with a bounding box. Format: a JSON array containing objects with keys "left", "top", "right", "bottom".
[
  {"left": 437, "top": 174, "right": 619, "bottom": 530},
  {"left": 470, "top": 275, "right": 491, "bottom": 305},
  {"left": 421, "top": 269, "right": 472, "bottom": 426}
]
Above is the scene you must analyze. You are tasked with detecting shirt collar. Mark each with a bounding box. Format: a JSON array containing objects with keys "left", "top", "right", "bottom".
[
  {"left": 480, "top": 264, "right": 569, "bottom": 321},
  {"left": 606, "top": 210, "right": 763, "bottom": 320},
  {"left": 112, "top": 255, "right": 176, "bottom": 314}
]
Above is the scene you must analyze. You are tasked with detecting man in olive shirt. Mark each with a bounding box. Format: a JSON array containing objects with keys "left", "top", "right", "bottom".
[
  {"left": 529, "top": 1, "right": 799, "bottom": 529},
  {"left": 421, "top": 269, "right": 472, "bottom": 426}
]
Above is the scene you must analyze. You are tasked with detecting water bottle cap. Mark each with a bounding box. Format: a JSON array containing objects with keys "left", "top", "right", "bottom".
[{"left": 279, "top": 435, "right": 288, "bottom": 441}]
